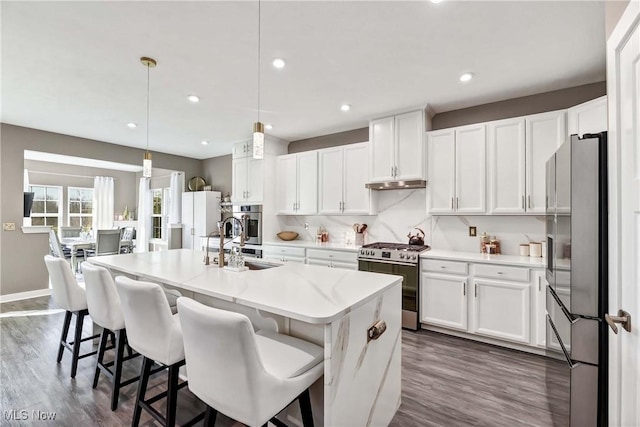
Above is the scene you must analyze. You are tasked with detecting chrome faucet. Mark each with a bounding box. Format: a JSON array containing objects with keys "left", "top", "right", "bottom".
[{"left": 204, "top": 217, "right": 245, "bottom": 267}]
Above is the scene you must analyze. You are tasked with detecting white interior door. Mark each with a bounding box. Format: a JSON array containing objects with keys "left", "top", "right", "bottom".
[{"left": 607, "top": 2, "right": 640, "bottom": 425}]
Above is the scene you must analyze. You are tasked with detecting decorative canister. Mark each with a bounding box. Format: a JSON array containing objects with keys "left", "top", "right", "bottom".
[
  {"left": 519, "top": 244, "right": 530, "bottom": 257},
  {"left": 486, "top": 244, "right": 498, "bottom": 255},
  {"left": 480, "top": 232, "right": 490, "bottom": 254},
  {"left": 529, "top": 242, "right": 542, "bottom": 257},
  {"left": 490, "top": 237, "right": 501, "bottom": 254}
]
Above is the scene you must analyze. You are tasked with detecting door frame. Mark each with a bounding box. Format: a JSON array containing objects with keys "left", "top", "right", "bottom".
[{"left": 606, "top": 1, "right": 640, "bottom": 425}]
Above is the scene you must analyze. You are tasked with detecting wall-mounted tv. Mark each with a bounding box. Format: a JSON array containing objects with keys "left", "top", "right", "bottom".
[{"left": 24, "top": 192, "right": 34, "bottom": 218}]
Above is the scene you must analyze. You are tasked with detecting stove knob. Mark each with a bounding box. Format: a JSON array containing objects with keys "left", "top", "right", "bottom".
[
  {"left": 360, "top": 249, "right": 365, "bottom": 255},
  {"left": 399, "top": 253, "right": 405, "bottom": 259},
  {"left": 412, "top": 255, "right": 417, "bottom": 260}
]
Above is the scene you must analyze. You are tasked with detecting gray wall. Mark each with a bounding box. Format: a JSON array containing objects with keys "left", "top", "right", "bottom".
[
  {"left": 202, "top": 154, "right": 232, "bottom": 197},
  {"left": 606, "top": 0, "right": 630, "bottom": 38},
  {"left": 0, "top": 124, "right": 202, "bottom": 296},
  {"left": 288, "top": 128, "right": 369, "bottom": 154},
  {"left": 431, "top": 82, "right": 607, "bottom": 130},
  {"left": 25, "top": 160, "right": 138, "bottom": 224}
]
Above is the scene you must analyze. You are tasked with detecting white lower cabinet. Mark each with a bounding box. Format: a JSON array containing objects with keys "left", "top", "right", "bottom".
[
  {"left": 306, "top": 248, "right": 357, "bottom": 270},
  {"left": 420, "top": 273, "right": 468, "bottom": 330},
  {"left": 471, "top": 279, "right": 530, "bottom": 344},
  {"left": 262, "top": 245, "right": 306, "bottom": 263},
  {"left": 421, "top": 258, "right": 542, "bottom": 350}
]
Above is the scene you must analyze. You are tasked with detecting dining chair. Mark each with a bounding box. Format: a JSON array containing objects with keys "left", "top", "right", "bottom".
[
  {"left": 49, "top": 229, "right": 73, "bottom": 260},
  {"left": 60, "top": 226, "right": 82, "bottom": 238},
  {"left": 85, "top": 229, "right": 123, "bottom": 259},
  {"left": 119, "top": 227, "right": 135, "bottom": 254}
]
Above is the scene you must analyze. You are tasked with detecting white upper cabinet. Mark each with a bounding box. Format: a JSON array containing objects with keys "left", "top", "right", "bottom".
[
  {"left": 232, "top": 140, "right": 253, "bottom": 159},
  {"left": 455, "top": 124, "right": 486, "bottom": 213},
  {"left": 319, "top": 142, "right": 372, "bottom": 215},
  {"left": 488, "top": 118, "right": 526, "bottom": 214},
  {"left": 232, "top": 137, "right": 287, "bottom": 204},
  {"left": 369, "top": 110, "right": 425, "bottom": 182},
  {"left": 567, "top": 95, "right": 608, "bottom": 136},
  {"left": 427, "top": 124, "right": 485, "bottom": 214},
  {"left": 276, "top": 151, "right": 318, "bottom": 215},
  {"left": 525, "top": 110, "right": 566, "bottom": 214}
]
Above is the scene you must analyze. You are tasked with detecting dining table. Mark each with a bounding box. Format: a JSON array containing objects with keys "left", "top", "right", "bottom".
[{"left": 60, "top": 237, "right": 95, "bottom": 271}]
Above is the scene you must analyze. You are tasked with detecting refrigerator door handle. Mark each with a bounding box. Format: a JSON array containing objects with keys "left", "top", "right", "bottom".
[{"left": 605, "top": 309, "right": 632, "bottom": 334}]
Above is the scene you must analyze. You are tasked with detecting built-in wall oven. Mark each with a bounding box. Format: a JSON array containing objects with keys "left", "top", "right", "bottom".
[
  {"left": 232, "top": 205, "right": 262, "bottom": 245},
  {"left": 357, "top": 242, "right": 430, "bottom": 330}
]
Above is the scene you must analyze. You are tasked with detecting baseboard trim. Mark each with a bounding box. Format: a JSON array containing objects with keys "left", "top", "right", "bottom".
[{"left": 0, "top": 288, "right": 51, "bottom": 303}]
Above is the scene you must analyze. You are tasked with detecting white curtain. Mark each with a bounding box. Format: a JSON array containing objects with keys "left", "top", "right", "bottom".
[
  {"left": 136, "top": 177, "right": 152, "bottom": 253},
  {"left": 168, "top": 172, "right": 184, "bottom": 224},
  {"left": 23, "top": 169, "right": 31, "bottom": 226},
  {"left": 93, "top": 176, "right": 115, "bottom": 230}
]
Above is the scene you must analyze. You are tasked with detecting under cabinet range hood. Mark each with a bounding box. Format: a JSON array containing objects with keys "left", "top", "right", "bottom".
[{"left": 365, "top": 179, "right": 427, "bottom": 190}]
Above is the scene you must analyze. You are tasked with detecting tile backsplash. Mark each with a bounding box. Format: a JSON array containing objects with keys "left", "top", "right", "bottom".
[{"left": 274, "top": 189, "right": 546, "bottom": 256}]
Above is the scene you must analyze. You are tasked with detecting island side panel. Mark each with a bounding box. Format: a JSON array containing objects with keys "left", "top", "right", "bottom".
[{"left": 324, "top": 282, "right": 402, "bottom": 426}]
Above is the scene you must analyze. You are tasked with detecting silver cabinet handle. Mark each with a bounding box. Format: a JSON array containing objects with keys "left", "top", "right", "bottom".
[
  {"left": 246, "top": 190, "right": 249, "bottom": 199},
  {"left": 293, "top": 202, "right": 296, "bottom": 211},
  {"left": 451, "top": 197, "right": 454, "bottom": 210},
  {"left": 528, "top": 195, "right": 532, "bottom": 209},
  {"left": 474, "top": 283, "right": 477, "bottom": 297},
  {"left": 456, "top": 197, "right": 459, "bottom": 210},
  {"left": 538, "top": 276, "right": 541, "bottom": 291},
  {"left": 522, "top": 196, "right": 525, "bottom": 209},
  {"left": 394, "top": 166, "right": 398, "bottom": 177},
  {"left": 463, "top": 282, "right": 466, "bottom": 296}
]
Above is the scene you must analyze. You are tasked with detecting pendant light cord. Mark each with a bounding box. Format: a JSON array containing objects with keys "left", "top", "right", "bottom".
[
  {"left": 146, "top": 63, "right": 150, "bottom": 154},
  {"left": 257, "top": 0, "right": 261, "bottom": 124}
]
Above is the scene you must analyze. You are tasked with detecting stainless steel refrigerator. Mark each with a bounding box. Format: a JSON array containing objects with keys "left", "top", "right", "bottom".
[{"left": 545, "top": 132, "right": 608, "bottom": 427}]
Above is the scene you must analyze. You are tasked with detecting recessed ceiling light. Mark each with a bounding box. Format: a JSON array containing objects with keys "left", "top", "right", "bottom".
[
  {"left": 265, "top": 124, "right": 273, "bottom": 130},
  {"left": 201, "top": 140, "right": 209, "bottom": 146},
  {"left": 187, "top": 95, "right": 200, "bottom": 103},
  {"left": 272, "top": 58, "right": 286, "bottom": 69},
  {"left": 431, "top": 0, "right": 443, "bottom": 3},
  {"left": 459, "top": 72, "right": 474, "bottom": 82},
  {"left": 127, "top": 122, "right": 137, "bottom": 129},
  {"left": 341, "top": 104, "right": 351, "bottom": 112}
]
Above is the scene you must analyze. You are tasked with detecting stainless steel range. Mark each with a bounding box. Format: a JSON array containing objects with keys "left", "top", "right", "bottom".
[{"left": 357, "top": 242, "right": 431, "bottom": 330}]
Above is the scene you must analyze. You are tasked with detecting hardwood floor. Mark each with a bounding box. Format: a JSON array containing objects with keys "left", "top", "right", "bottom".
[{"left": 0, "top": 296, "right": 567, "bottom": 426}]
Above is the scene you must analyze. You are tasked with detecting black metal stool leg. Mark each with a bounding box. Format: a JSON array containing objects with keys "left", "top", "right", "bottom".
[
  {"left": 111, "top": 329, "right": 126, "bottom": 410},
  {"left": 203, "top": 406, "right": 217, "bottom": 427},
  {"left": 70, "top": 311, "right": 85, "bottom": 378},
  {"left": 57, "top": 311, "right": 72, "bottom": 363},
  {"left": 166, "top": 363, "right": 180, "bottom": 427},
  {"left": 299, "top": 389, "right": 314, "bottom": 427},
  {"left": 93, "top": 329, "right": 110, "bottom": 388},
  {"left": 132, "top": 356, "right": 153, "bottom": 427}
]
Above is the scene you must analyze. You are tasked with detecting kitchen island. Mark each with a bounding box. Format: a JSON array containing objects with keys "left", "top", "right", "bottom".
[{"left": 88, "top": 249, "right": 402, "bottom": 427}]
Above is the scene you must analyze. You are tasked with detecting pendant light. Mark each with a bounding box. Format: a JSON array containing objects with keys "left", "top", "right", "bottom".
[
  {"left": 252, "top": 0, "right": 264, "bottom": 159},
  {"left": 141, "top": 56, "right": 157, "bottom": 177}
]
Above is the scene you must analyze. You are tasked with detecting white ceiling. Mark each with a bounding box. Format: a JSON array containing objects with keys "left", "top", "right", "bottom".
[{"left": 1, "top": 1, "right": 606, "bottom": 160}]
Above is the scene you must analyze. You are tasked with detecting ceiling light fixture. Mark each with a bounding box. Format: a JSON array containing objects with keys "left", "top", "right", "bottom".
[
  {"left": 430, "top": 0, "right": 443, "bottom": 4},
  {"left": 341, "top": 104, "right": 351, "bottom": 112},
  {"left": 187, "top": 95, "right": 200, "bottom": 103},
  {"left": 252, "top": 0, "right": 265, "bottom": 159},
  {"left": 127, "top": 122, "right": 137, "bottom": 129},
  {"left": 201, "top": 140, "right": 209, "bottom": 146},
  {"left": 265, "top": 124, "right": 273, "bottom": 130},
  {"left": 272, "top": 58, "right": 286, "bottom": 69},
  {"left": 140, "top": 56, "right": 157, "bottom": 178},
  {"left": 459, "top": 72, "right": 474, "bottom": 82}
]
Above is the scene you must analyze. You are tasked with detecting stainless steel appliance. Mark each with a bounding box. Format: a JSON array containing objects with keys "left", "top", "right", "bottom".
[
  {"left": 357, "top": 242, "right": 431, "bottom": 330},
  {"left": 232, "top": 205, "right": 262, "bottom": 245},
  {"left": 545, "top": 132, "right": 608, "bottom": 427}
]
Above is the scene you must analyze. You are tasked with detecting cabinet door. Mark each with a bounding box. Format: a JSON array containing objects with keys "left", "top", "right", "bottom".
[
  {"left": 232, "top": 141, "right": 249, "bottom": 159},
  {"left": 455, "top": 124, "right": 486, "bottom": 213},
  {"left": 232, "top": 158, "right": 248, "bottom": 203},
  {"left": 296, "top": 151, "right": 318, "bottom": 215},
  {"left": 472, "top": 279, "right": 530, "bottom": 344},
  {"left": 525, "top": 110, "right": 566, "bottom": 213},
  {"left": 343, "top": 142, "right": 371, "bottom": 214},
  {"left": 427, "top": 130, "right": 456, "bottom": 213},
  {"left": 567, "top": 95, "right": 607, "bottom": 136},
  {"left": 276, "top": 155, "right": 297, "bottom": 214},
  {"left": 534, "top": 272, "right": 548, "bottom": 347},
  {"left": 246, "top": 157, "right": 263, "bottom": 203},
  {"left": 395, "top": 110, "right": 424, "bottom": 180},
  {"left": 369, "top": 116, "right": 395, "bottom": 181},
  {"left": 421, "top": 273, "right": 468, "bottom": 330},
  {"left": 318, "top": 147, "right": 344, "bottom": 215},
  {"left": 487, "top": 118, "right": 526, "bottom": 214}
]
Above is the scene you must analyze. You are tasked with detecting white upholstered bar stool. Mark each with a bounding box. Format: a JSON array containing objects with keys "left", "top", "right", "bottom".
[
  {"left": 115, "top": 276, "right": 203, "bottom": 427},
  {"left": 177, "top": 297, "right": 324, "bottom": 427},
  {"left": 44, "top": 255, "right": 99, "bottom": 378},
  {"left": 82, "top": 263, "right": 153, "bottom": 411}
]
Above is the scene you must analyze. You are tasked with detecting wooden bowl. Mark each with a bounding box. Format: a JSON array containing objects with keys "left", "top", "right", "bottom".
[{"left": 277, "top": 231, "right": 299, "bottom": 241}]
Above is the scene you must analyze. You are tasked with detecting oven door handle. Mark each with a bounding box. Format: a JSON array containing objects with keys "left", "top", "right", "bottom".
[
  {"left": 358, "top": 258, "right": 417, "bottom": 267},
  {"left": 547, "top": 314, "right": 579, "bottom": 369}
]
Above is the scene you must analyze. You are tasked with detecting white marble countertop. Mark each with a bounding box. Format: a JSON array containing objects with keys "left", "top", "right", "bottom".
[
  {"left": 262, "top": 240, "right": 361, "bottom": 252},
  {"left": 88, "top": 249, "right": 401, "bottom": 324},
  {"left": 421, "top": 249, "right": 549, "bottom": 268}
]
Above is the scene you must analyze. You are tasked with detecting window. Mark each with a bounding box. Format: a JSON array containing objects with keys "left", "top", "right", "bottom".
[
  {"left": 68, "top": 187, "right": 93, "bottom": 230},
  {"left": 29, "top": 185, "right": 62, "bottom": 233}
]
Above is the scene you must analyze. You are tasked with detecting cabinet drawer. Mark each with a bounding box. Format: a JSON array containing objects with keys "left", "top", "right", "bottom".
[
  {"left": 473, "top": 264, "right": 530, "bottom": 282},
  {"left": 263, "top": 245, "right": 306, "bottom": 258},
  {"left": 422, "top": 259, "right": 468, "bottom": 275},
  {"left": 307, "top": 249, "right": 357, "bottom": 263}
]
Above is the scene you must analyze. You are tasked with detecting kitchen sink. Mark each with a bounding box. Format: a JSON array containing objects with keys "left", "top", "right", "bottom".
[{"left": 244, "top": 260, "right": 282, "bottom": 270}]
